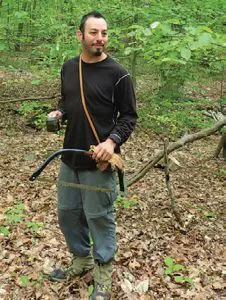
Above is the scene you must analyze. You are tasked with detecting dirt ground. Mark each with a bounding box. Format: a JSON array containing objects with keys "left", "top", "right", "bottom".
[{"left": 0, "top": 74, "right": 225, "bottom": 299}]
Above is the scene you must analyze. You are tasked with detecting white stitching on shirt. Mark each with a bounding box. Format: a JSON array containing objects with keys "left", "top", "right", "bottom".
[{"left": 115, "top": 74, "right": 130, "bottom": 87}]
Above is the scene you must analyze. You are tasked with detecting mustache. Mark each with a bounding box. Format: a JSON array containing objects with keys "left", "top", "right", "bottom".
[{"left": 92, "top": 43, "right": 104, "bottom": 46}]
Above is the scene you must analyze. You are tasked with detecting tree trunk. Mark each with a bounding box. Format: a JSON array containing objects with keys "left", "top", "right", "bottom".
[
  {"left": 158, "top": 67, "right": 185, "bottom": 100},
  {"left": 15, "top": 1, "right": 28, "bottom": 51},
  {"left": 131, "top": 50, "right": 138, "bottom": 89}
]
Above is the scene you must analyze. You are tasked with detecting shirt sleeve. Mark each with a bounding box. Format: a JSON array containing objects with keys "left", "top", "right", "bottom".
[{"left": 109, "top": 74, "right": 138, "bottom": 145}]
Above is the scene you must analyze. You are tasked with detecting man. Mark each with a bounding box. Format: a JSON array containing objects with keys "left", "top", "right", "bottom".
[{"left": 48, "top": 11, "right": 137, "bottom": 299}]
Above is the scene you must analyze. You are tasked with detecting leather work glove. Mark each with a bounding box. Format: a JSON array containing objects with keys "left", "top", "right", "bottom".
[{"left": 89, "top": 145, "right": 124, "bottom": 171}]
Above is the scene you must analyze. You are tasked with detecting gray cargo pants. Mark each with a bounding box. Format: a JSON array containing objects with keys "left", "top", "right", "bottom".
[{"left": 57, "top": 162, "right": 117, "bottom": 264}]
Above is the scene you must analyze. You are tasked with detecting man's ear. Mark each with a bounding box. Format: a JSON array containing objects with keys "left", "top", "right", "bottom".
[{"left": 76, "top": 29, "right": 83, "bottom": 41}]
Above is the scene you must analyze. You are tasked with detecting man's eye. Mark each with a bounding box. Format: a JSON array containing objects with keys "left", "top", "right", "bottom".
[{"left": 102, "top": 32, "right": 107, "bottom": 36}]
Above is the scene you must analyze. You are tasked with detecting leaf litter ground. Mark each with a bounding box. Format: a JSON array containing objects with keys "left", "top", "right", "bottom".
[{"left": 0, "top": 77, "right": 225, "bottom": 300}]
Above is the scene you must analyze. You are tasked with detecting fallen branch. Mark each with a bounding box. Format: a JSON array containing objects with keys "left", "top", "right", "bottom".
[
  {"left": 163, "top": 139, "right": 185, "bottom": 229},
  {"left": 128, "top": 117, "right": 226, "bottom": 187},
  {"left": 0, "top": 94, "right": 61, "bottom": 104},
  {"left": 203, "top": 110, "right": 224, "bottom": 121}
]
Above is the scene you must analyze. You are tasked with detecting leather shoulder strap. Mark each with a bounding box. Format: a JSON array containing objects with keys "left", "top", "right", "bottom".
[{"left": 79, "top": 55, "right": 100, "bottom": 144}]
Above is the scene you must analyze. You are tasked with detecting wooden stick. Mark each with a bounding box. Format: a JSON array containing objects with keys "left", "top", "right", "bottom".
[
  {"left": 0, "top": 94, "right": 61, "bottom": 104},
  {"left": 128, "top": 117, "right": 226, "bottom": 187},
  {"left": 163, "top": 139, "right": 184, "bottom": 228},
  {"left": 214, "top": 133, "right": 225, "bottom": 158}
]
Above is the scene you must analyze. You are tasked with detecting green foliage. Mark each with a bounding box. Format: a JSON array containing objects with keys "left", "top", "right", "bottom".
[
  {"left": 114, "top": 196, "right": 137, "bottom": 209},
  {"left": 88, "top": 285, "right": 94, "bottom": 296},
  {"left": 164, "top": 256, "right": 193, "bottom": 286},
  {"left": 27, "top": 221, "right": 44, "bottom": 232},
  {"left": 138, "top": 96, "right": 214, "bottom": 136},
  {"left": 4, "top": 203, "right": 25, "bottom": 224},
  {"left": 19, "top": 272, "right": 45, "bottom": 287},
  {"left": 1, "top": 203, "right": 45, "bottom": 236},
  {"left": 17, "top": 101, "right": 52, "bottom": 129},
  {"left": 164, "top": 256, "right": 184, "bottom": 275},
  {"left": 174, "top": 275, "right": 193, "bottom": 285},
  {"left": 20, "top": 275, "right": 30, "bottom": 286},
  {"left": 203, "top": 211, "right": 217, "bottom": 219},
  {"left": 0, "top": 226, "right": 10, "bottom": 236},
  {"left": 0, "top": 0, "right": 224, "bottom": 133}
]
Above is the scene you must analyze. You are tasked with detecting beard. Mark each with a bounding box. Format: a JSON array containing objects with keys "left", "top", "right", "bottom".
[{"left": 94, "top": 48, "right": 102, "bottom": 56}]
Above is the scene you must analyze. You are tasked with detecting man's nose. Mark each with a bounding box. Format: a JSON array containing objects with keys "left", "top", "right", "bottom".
[{"left": 96, "top": 32, "right": 103, "bottom": 40}]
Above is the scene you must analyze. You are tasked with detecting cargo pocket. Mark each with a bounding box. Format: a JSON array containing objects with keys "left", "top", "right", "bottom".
[{"left": 83, "top": 169, "right": 117, "bottom": 218}]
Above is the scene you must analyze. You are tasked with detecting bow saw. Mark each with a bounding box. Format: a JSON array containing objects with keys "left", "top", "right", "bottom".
[{"left": 29, "top": 149, "right": 125, "bottom": 193}]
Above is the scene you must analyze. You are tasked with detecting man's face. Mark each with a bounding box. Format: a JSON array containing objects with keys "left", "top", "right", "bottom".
[{"left": 79, "top": 17, "right": 108, "bottom": 56}]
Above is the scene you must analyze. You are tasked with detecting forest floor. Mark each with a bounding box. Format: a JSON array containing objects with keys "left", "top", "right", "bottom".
[{"left": 0, "top": 72, "right": 225, "bottom": 299}]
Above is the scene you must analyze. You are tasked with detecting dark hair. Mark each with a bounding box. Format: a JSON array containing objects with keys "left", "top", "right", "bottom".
[{"left": 79, "top": 11, "right": 106, "bottom": 34}]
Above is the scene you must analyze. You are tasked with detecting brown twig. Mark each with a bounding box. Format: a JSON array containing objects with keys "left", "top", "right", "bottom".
[{"left": 0, "top": 94, "right": 61, "bottom": 104}]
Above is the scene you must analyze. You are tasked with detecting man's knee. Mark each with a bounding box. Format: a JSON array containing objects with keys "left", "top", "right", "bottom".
[{"left": 58, "top": 208, "right": 80, "bottom": 232}]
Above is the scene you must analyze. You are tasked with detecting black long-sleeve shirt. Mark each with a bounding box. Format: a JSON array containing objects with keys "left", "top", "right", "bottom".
[{"left": 58, "top": 56, "right": 137, "bottom": 170}]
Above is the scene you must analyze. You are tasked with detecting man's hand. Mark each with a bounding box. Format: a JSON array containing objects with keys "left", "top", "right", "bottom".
[
  {"left": 92, "top": 139, "right": 116, "bottom": 162},
  {"left": 48, "top": 110, "right": 63, "bottom": 118}
]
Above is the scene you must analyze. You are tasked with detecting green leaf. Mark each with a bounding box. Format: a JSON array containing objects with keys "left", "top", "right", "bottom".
[
  {"left": 164, "top": 256, "right": 174, "bottom": 267},
  {"left": 168, "top": 18, "right": 181, "bottom": 25},
  {"left": 150, "top": 21, "right": 160, "bottom": 29},
  {"left": 203, "top": 212, "right": 216, "bottom": 219},
  {"left": 0, "top": 226, "right": 10, "bottom": 236},
  {"left": 14, "top": 11, "right": 28, "bottom": 19},
  {"left": 0, "top": 44, "right": 7, "bottom": 51},
  {"left": 88, "top": 285, "right": 94, "bottom": 296},
  {"left": 143, "top": 28, "right": 152, "bottom": 36},
  {"left": 161, "top": 58, "right": 186, "bottom": 65},
  {"left": 20, "top": 275, "right": 29, "bottom": 286},
  {"left": 198, "top": 33, "right": 213, "bottom": 46},
  {"left": 5, "top": 214, "right": 22, "bottom": 223},
  {"left": 199, "top": 26, "right": 213, "bottom": 33},
  {"left": 124, "top": 48, "right": 133, "bottom": 56},
  {"left": 189, "top": 41, "right": 200, "bottom": 50},
  {"left": 173, "top": 264, "right": 184, "bottom": 271},
  {"left": 129, "top": 25, "right": 143, "bottom": 31},
  {"left": 174, "top": 275, "right": 185, "bottom": 283},
  {"left": 165, "top": 267, "right": 173, "bottom": 275},
  {"left": 180, "top": 48, "right": 191, "bottom": 60},
  {"left": 27, "top": 221, "right": 44, "bottom": 231},
  {"left": 184, "top": 277, "right": 193, "bottom": 284},
  {"left": 161, "top": 24, "right": 173, "bottom": 35},
  {"left": 31, "top": 79, "right": 41, "bottom": 85},
  {"left": 24, "top": 152, "right": 36, "bottom": 161}
]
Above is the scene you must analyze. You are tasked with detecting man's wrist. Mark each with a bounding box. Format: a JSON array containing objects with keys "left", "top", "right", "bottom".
[{"left": 106, "top": 138, "right": 116, "bottom": 148}]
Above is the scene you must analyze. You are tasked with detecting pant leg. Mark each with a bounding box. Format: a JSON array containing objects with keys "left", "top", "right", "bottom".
[
  {"left": 77, "top": 169, "right": 117, "bottom": 264},
  {"left": 57, "top": 162, "right": 91, "bottom": 257}
]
